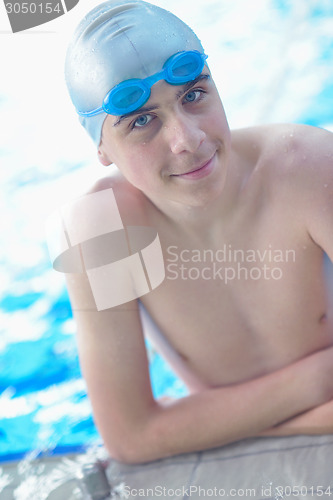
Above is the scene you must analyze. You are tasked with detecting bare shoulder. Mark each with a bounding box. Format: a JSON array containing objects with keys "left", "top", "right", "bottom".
[
  {"left": 231, "top": 124, "right": 333, "bottom": 240},
  {"left": 254, "top": 123, "right": 332, "bottom": 175},
  {"left": 87, "top": 167, "right": 134, "bottom": 196},
  {"left": 86, "top": 168, "right": 151, "bottom": 225},
  {"left": 64, "top": 169, "right": 155, "bottom": 311},
  {"left": 232, "top": 122, "right": 332, "bottom": 160},
  {"left": 267, "top": 123, "right": 333, "bottom": 197},
  {"left": 257, "top": 124, "right": 333, "bottom": 250},
  {"left": 233, "top": 123, "right": 332, "bottom": 187}
]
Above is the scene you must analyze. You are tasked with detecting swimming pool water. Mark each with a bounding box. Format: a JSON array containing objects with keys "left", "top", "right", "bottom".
[{"left": 0, "top": 0, "right": 332, "bottom": 461}]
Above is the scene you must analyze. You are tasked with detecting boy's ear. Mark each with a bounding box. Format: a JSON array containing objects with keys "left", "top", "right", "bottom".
[
  {"left": 97, "top": 118, "right": 113, "bottom": 165},
  {"left": 97, "top": 146, "right": 113, "bottom": 166}
]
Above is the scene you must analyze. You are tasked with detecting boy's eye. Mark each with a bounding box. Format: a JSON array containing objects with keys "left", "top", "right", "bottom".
[
  {"left": 133, "top": 114, "right": 152, "bottom": 128},
  {"left": 184, "top": 89, "right": 202, "bottom": 103}
]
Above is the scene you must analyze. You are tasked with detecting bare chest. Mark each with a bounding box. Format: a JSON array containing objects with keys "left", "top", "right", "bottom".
[{"left": 142, "top": 223, "right": 333, "bottom": 387}]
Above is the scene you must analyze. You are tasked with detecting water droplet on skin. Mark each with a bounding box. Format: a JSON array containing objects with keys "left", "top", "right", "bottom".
[{"left": 324, "top": 184, "right": 328, "bottom": 188}]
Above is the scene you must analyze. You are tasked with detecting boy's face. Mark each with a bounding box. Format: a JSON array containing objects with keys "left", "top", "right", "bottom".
[{"left": 98, "top": 72, "right": 231, "bottom": 208}]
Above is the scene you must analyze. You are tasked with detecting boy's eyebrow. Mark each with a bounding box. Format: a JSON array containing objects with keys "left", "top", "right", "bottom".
[
  {"left": 113, "top": 73, "right": 210, "bottom": 127},
  {"left": 175, "top": 73, "right": 210, "bottom": 98}
]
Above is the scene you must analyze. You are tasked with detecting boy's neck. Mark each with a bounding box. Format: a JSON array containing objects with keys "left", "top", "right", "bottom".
[{"left": 148, "top": 148, "right": 250, "bottom": 244}]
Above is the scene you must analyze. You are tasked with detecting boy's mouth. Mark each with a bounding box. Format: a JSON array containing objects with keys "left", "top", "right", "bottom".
[{"left": 172, "top": 153, "right": 216, "bottom": 180}]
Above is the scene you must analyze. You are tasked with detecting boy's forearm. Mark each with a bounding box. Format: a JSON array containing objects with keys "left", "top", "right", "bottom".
[
  {"left": 115, "top": 348, "right": 333, "bottom": 463},
  {"left": 258, "top": 399, "right": 333, "bottom": 437}
]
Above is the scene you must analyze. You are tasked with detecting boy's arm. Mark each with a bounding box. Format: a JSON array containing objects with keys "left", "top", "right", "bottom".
[
  {"left": 259, "top": 400, "right": 333, "bottom": 437},
  {"left": 257, "top": 125, "right": 333, "bottom": 439},
  {"left": 294, "top": 126, "right": 333, "bottom": 262},
  {"left": 67, "top": 270, "right": 333, "bottom": 464}
]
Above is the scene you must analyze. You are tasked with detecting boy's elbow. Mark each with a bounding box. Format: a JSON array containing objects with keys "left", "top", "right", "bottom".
[
  {"left": 104, "top": 434, "right": 156, "bottom": 465},
  {"left": 106, "top": 443, "right": 147, "bottom": 465},
  {"left": 103, "top": 414, "right": 167, "bottom": 465}
]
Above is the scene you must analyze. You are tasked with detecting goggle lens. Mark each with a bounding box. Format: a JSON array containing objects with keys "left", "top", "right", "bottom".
[
  {"left": 110, "top": 86, "right": 146, "bottom": 110},
  {"left": 167, "top": 52, "right": 203, "bottom": 81}
]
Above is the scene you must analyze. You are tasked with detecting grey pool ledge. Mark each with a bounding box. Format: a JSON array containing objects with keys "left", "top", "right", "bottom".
[{"left": 1, "top": 434, "right": 333, "bottom": 499}]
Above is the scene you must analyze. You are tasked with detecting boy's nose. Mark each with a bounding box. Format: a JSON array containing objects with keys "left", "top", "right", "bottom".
[{"left": 165, "top": 112, "right": 205, "bottom": 155}]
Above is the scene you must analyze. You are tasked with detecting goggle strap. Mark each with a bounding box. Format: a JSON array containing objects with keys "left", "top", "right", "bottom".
[{"left": 77, "top": 106, "right": 104, "bottom": 117}]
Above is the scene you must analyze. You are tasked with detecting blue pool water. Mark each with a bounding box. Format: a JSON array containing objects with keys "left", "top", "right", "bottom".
[{"left": 0, "top": 0, "right": 332, "bottom": 462}]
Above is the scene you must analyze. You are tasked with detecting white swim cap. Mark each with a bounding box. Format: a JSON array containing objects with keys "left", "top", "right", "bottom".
[{"left": 65, "top": 0, "right": 204, "bottom": 146}]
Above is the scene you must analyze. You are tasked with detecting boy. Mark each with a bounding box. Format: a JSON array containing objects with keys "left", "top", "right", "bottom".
[{"left": 63, "top": 0, "right": 333, "bottom": 464}]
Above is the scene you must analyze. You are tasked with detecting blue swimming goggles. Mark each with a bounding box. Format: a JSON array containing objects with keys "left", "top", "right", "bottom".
[{"left": 77, "top": 50, "right": 208, "bottom": 118}]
